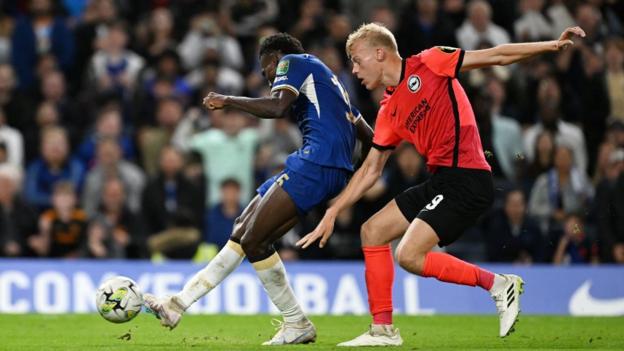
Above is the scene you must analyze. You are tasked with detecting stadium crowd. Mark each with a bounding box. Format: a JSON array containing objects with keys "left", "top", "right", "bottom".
[{"left": 0, "top": 0, "right": 622, "bottom": 265}]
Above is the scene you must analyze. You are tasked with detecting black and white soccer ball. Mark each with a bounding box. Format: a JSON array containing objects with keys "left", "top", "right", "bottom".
[{"left": 95, "top": 276, "right": 144, "bottom": 323}]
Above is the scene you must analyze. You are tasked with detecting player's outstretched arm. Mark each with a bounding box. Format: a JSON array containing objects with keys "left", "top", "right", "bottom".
[
  {"left": 202, "top": 89, "right": 297, "bottom": 119},
  {"left": 296, "top": 147, "right": 392, "bottom": 249},
  {"left": 355, "top": 117, "right": 374, "bottom": 161},
  {"left": 460, "top": 26, "right": 586, "bottom": 72}
]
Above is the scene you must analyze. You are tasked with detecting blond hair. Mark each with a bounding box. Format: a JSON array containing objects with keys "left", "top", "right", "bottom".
[{"left": 345, "top": 22, "right": 398, "bottom": 58}]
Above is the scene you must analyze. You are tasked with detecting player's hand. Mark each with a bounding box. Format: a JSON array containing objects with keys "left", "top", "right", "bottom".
[
  {"left": 203, "top": 92, "right": 228, "bottom": 110},
  {"left": 556, "top": 26, "right": 585, "bottom": 51},
  {"left": 296, "top": 209, "right": 337, "bottom": 249}
]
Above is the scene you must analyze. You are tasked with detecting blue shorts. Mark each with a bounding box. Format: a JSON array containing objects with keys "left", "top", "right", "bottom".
[{"left": 256, "top": 157, "right": 349, "bottom": 215}]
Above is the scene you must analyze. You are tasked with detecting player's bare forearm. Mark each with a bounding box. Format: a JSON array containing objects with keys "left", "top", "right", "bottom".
[
  {"left": 328, "top": 148, "right": 391, "bottom": 216},
  {"left": 224, "top": 96, "right": 287, "bottom": 119},
  {"left": 355, "top": 117, "right": 374, "bottom": 161},
  {"left": 461, "top": 26, "right": 585, "bottom": 72},
  {"left": 203, "top": 89, "right": 297, "bottom": 119}
]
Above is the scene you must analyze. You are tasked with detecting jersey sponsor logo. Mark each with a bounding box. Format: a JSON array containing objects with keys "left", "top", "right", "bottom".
[
  {"left": 437, "top": 46, "right": 457, "bottom": 53},
  {"left": 407, "top": 75, "right": 421, "bottom": 93},
  {"left": 404, "top": 98, "right": 431, "bottom": 133},
  {"left": 276, "top": 60, "right": 290, "bottom": 75},
  {"left": 273, "top": 75, "right": 288, "bottom": 83},
  {"left": 569, "top": 280, "right": 624, "bottom": 316}
]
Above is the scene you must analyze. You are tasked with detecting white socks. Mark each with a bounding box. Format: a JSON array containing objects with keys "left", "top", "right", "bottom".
[
  {"left": 176, "top": 240, "right": 245, "bottom": 309},
  {"left": 489, "top": 274, "right": 508, "bottom": 294},
  {"left": 252, "top": 252, "right": 306, "bottom": 324}
]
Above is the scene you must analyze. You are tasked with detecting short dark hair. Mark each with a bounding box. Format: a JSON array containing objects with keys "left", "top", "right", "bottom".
[
  {"left": 220, "top": 178, "right": 241, "bottom": 189},
  {"left": 258, "top": 33, "right": 304, "bottom": 58}
]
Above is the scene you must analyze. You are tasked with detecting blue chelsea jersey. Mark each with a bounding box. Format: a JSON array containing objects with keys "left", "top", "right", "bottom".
[{"left": 271, "top": 54, "right": 361, "bottom": 172}]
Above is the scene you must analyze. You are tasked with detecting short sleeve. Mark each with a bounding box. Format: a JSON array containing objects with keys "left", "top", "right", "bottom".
[
  {"left": 372, "top": 104, "right": 402, "bottom": 150},
  {"left": 419, "top": 46, "right": 465, "bottom": 78},
  {"left": 349, "top": 103, "right": 363, "bottom": 124},
  {"left": 271, "top": 54, "right": 308, "bottom": 96}
]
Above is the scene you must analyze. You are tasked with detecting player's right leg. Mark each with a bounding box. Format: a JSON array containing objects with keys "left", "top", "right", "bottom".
[
  {"left": 393, "top": 167, "right": 523, "bottom": 337},
  {"left": 144, "top": 195, "right": 262, "bottom": 329},
  {"left": 337, "top": 200, "right": 409, "bottom": 347}
]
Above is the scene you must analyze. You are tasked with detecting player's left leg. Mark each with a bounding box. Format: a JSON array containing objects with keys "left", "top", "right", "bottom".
[
  {"left": 240, "top": 183, "right": 316, "bottom": 345},
  {"left": 395, "top": 218, "right": 524, "bottom": 337},
  {"left": 337, "top": 200, "right": 409, "bottom": 347}
]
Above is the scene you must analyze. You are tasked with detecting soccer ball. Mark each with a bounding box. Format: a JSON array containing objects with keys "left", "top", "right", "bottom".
[{"left": 95, "top": 276, "right": 144, "bottom": 323}]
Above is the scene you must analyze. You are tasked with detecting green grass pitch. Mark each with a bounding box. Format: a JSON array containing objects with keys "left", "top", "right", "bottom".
[{"left": 1, "top": 314, "right": 623, "bottom": 350}]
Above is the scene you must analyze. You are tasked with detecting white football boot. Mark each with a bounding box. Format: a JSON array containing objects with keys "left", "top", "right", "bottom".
[
  {"left": 143, "top": 294, "right": 185, "bottom": 330},
  {"left": 262, "top": 318, "right": 316, "bottom": 345},
  {"left": 337, "top": 324, "right": 403, "bottom": 347},
  {"left": 491, "top": 274, "right": 524, "bottom": 337}
]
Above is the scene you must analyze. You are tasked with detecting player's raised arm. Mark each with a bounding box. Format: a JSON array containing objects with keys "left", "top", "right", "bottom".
[
  {"left": 296, "top": 147, "right": 392, "bottom": 249},
  {"left": 460, "top": 26, "right": 586, "bottom": 72},
  {"left": 202, "top": 89, "right": 297, "bottom": 119}
]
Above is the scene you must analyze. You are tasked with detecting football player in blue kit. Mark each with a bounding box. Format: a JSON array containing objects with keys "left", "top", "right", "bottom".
[{"left": 144, "top": 33, "right": 373, "bottom": 345}]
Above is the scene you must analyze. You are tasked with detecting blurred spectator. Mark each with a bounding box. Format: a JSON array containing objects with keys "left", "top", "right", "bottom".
[
  {"left": 354, "top": 143, "right": 428, "bottom": 226},
  {"left": 24, "top": 126, "right": 84, "bottom": 210},
  {"left": 139, "top": 97, "right": 184, "bottom": 177},
  {"left": 87, "top": 177, "right": 144, "bottom": 259},
  {"left": 528, "top": 145, "right": 593, "bottom": 235},
  {"left": 574, "top": 3, "right": 605, "bottom": 48},
  {"left": 206, "top": 178, "right": 243, "bottom": 249},
  {"left": 523, "top": 130, "right": 555, "bottom": 192},
  {"left": 134, "top": 7, "right": 177, "bottom": 65},
  {"left": 483, "top": 189, "right": 543, "bottom": 263},
  {"left": 184, "top": 108, "right": 258, "bottom": 206},
  {"left": 545, "top": 0, "right": 576, "bottom": 40},
  {"left": 0, "top": 9, "right": 12, "bottom": 64},
  {"left": 523, "top": 76, "right": 588, "bottom": 173},
  {"left": 289, "top": 0, "right": 328, "bottom": 49},
  {"left": 142, "top": 145, "right": 204, "bottom": 243},
  {"left": 383, "top": 143, "right": 429, "bottom": 199},
  {"left": 0, "top": 64, "right": 31, "bottom": 133},
  {"left": 87, "top": 20, "right": 145, "bottom": 96},
  {"left": 473, "top": 87, "right": 523, "bottom": 182},
  {"left": 185, "top": 51, "right": 245, "bottom": 97},
  {"left": 24, "top": 101, "right": 60, "bottom": 162},
  {"left": 36, "top": 70, "right": 82, "bottom": 141},
  {"left": 72, "top": 0, "right": 118, "bottom": 91},
  {"left": 82, "top": 137, "right": 145, "bottom": 217},
  {"left": 257, "top": 117, "right": 302, "bottom": 158},
  {"left": 456, "top": 0, "right": 510, "bottom": 50},
  {"left": 220, "top": 0, "right": 278, "bottom": 67},
  {"left": 142, "top": 49, "right": 192, "bottom": 103},
  {"left": 593, "top": 148, "right": 624, "bottom": 262},
  {"left": 0, "top": 107, "right": 24, "bottom": 167},
  {"left": 76, "top": 106, "right": 135, "bottom": 169},
  {"left": 397, "top": 0, "right": 458, "bottom": 56},
  {"left": 317, "top": 45, "right": 358, "bottom": 104},
  {"left": 553, "top": 213, "right": 599, "bottom": 264},
  {"left": 556, "top": 17, "right": 610, "bottom": 172},
  {"left": 513, "top": 0, "right": 553, "bottom": 41},
  {"left": 178, "top": 12, "right": 244, "bottom": 71},
  {"left": 28, "top": 181, "right": 87, "bottom": 258},
  {"left": 0, "top": 165, "right": 37, "bottom": 257},
  {"left": 605, "top": 37, "right": 624, "bottom": 122},
  {"left": 11, "top": 0, "right": 74, "bottom": 90},
  {"left": 326, "top": 197, "right": 361, "bottom": 260}
]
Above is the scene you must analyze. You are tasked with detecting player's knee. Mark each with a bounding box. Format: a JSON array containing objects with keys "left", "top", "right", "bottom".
[
  {"left": 240, "top": 233, "right": 260, "bottom": 257},
  {"left": 360, "top": 219, "right": 382, "bottom": 246},
  {"left": 396, "top": 247, "right": 425, "bottom": 274},
  {"left": 230, "top": 216, "right": 246, "bottom": 241}
]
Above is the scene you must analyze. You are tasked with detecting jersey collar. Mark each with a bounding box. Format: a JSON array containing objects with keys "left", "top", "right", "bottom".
[{"left": 385, "top": 59, "right": 407, "bottom": 96}]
